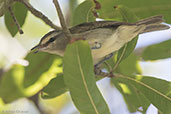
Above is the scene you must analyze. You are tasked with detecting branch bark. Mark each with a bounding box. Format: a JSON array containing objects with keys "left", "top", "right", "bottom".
[
  {"left": 8, "top": 6, "right": 24, "bottom": 34},
  {"left": 53, "top": 0, "right": 72, "bottom": 40},
  {"left": 16, "top": 0, "right": 61, "bottom": 30}
]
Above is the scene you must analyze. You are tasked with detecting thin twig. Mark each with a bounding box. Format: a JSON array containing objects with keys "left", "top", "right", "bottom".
[
  {"left": 53, "top": 0, "right": 72, "bottom": 40},
  {"left": 16, "top": 0, "right": 61, "bottom": 30},
  {"left": 8, "top": 6, "right": 24, "bottom": 34}
]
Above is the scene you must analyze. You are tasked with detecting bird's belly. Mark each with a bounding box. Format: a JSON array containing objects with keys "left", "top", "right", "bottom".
[{"left": 91, "top": 33, "right": 119, "bottom": 64}]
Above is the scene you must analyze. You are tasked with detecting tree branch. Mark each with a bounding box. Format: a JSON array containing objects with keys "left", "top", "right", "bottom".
[
  {"left": 16, "top": 0, "right": 61, "bottom": 30},
  {"left": 8, "top": 6, "right": 24, "bottom": 34},
  {"left": 53, "top": 0, "right": 72, "bottom": 40}
]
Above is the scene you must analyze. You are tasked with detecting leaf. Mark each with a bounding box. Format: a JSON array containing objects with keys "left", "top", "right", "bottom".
[
  {"left": 41, "top": 74, "right": 68, "bottom": 99},
  {"left": 113, "top": 74, "right": 171, "bottom": 114},
  {"left": 63, "top": 41, "right": 110, "bottom": 114},
  {"left": 23, "top": 52, "right": 63, "bottom": 96},
  {"left": 142, "top": 39, "right": 171, "bottom": 60},
  {"left": 117, "top": 37, "right": 138, "bottom": 61},
  {"left": 72, "top": 0, "right": 95, "bottom": 26},
  {"left": 97, "top": 0, "right": 171, "bottom": 23},
  {"left": 4, "top": 2, "right": 28, "bottom": 37},
  {"left": 0, "top": 65, "right": 25, "bottom": 103},
  {"left": 112, "top": 79, "right": 150, "bottom": 113},
  {"left": 0, "top": 52, "right": 62, "bottom": 103},
  {"left": 117, "top": 53, "right": 141, "bottom": 75}
]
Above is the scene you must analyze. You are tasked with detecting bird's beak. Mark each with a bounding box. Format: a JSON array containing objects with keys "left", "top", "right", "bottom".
[{"left": 31, "top": 45, "right": 40, "bottom": 54}]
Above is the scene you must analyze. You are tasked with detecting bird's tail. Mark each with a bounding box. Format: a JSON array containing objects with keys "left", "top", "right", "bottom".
[{"left": 135, "top": 15, "right": 170, "bottom": 33}]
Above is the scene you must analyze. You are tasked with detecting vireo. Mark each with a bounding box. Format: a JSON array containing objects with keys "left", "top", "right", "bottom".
[{"left": 31, "top": 15, "right": 170, "bottom": 66}]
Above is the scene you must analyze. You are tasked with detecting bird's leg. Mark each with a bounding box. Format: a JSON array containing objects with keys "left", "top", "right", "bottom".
[
  {"left": 94, "top": 53, "right": 114, "bottom": 77},
  {"left": 94, "top": 67, "right": 114, "bottom": 78},
  {"left": 95, "top": 53, "right": 114, "bottom": 67}
]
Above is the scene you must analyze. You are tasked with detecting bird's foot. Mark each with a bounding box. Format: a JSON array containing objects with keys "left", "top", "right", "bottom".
[{"left": 94, "top": 66, "right": 114, "bottom": 78}]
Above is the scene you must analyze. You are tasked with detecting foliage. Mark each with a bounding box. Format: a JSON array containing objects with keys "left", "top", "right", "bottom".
[
  {"left": 0, "top": 0, "right": 171, "bottom": 114},
  {"left": 63, "top": 41, "right": 110, "bottom": 114},
  {"left": 142, "top": 39, "right": 171, "bottom": 60},
  {"left": 4, "top": 2, "right": 28, "bottom": 36}
]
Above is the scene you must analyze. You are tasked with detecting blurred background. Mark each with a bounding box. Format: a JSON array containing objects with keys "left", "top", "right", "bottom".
[{"left": 0, "top": 0, "right": 171, "bottom": 114}]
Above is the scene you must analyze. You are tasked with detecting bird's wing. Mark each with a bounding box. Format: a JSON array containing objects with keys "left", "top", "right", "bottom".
[{"left": 70, "top": 21, "right": 130, "bottom": 33}]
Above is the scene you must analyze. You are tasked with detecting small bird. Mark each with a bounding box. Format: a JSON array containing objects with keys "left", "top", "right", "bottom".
[{"left": 31, "top": 15, "right": 170, "bottom": 66}]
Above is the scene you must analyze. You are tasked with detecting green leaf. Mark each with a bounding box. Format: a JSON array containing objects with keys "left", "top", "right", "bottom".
[
  {"left": 117, "top": 36, "right": 138, "bottom": 61},
  {"left": 72, "top": 0, "right": 95, "bottom": 26},
  {"left": 4, "top": 2, "right": 28, "bottom": 37},
  {"left": 0, "top": 52, "right": 62, "bottom": 103},
  {"left": 97, "top": 0, "right": 171, "bottom": 23},
  {"left": 63, "top": 41, "right": 110, "bottom": 114},
  {"left": 41, "top": 74, "right": 68, "bottom": 99},
  {"left": 97, "top": 1, "right": 138, "bottom": 22},
  {"left": 0, "top": 65, "right": 25, "bottom": 103},
  {"left": 117, "top": 53, "right": 141, "bottom": 75},
  {"left": 142, "top": 39, "right": 171, "bottom": 60},
  {"left": 113, "top": 74, "right": 171, "bottom": 114},
  {"left": 23, "top": 52, "right": 63, "bottom": 96},
  {"left": 112, "top": 79, "right": 150, "bottom": 113}
]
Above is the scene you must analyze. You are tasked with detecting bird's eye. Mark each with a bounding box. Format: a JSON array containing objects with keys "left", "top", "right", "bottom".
[
  {"left": 41, "top": 37, "right": 56, "bottom": 47},
  {"left": 48, "top": 37, "right": 55, "bottom": 43}
]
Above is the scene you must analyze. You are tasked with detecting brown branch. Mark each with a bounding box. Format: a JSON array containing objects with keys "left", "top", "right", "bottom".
[
  {"left": 8, "top": 6, "right": 24, "bottom": 34},
  {"left": 53, "top": 0, "right": 72, "bottom": 40},
  {"left": 16, "top": 0, "right": 61, "bottom": 30}
]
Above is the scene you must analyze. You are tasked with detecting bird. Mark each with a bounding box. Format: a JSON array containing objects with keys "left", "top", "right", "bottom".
[{"left": 31, "top": 15, "right": 170, "bottom": 66}]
